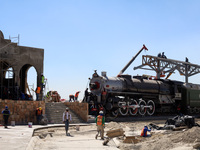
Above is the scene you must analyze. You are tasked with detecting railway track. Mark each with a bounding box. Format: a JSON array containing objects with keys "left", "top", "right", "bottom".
[{"left": 105, "top": 114, "right": 200, "bottom": 123}]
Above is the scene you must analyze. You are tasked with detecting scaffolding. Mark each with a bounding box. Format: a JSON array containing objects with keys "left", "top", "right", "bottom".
[
  {"left": 0, "top": 56, "right": 17, "bottom": 99},
  {"left": 134, "top": 55, "right": 200, "bottom": 83}
]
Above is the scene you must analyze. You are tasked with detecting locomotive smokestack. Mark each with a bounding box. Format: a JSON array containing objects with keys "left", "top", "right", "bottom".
[{"left": 117, "top": 44, "right": 148, "bottom": 76}]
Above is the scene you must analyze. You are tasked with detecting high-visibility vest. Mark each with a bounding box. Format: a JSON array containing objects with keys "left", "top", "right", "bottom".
[
  {"left": 37, "top": 109, "right": 42, "bottom": 115},
  {"left": 75, "top": 92, "right": 79, "bottom": 97},
  {"left": 3, "top": 109, "right": 10, "bottom": 116},
  {"left": 36, "top": 87, "right": 41, "bottom": 94},
  {"left": 42, "top": 76, "right": 45, "bottom": 83},
  {"left": 141, "top": 128, "right": 147, "bottom": 137},
  {"left": 141, "top": 128, "right": 145, "bottom": 137},
  {"left": 97, "top": 115, "right": 103, "bottom": 126}
]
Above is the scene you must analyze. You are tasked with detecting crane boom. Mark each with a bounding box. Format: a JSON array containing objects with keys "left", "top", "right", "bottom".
[{"left": 117, "top": 44, "right": 148, "bottom": 76}]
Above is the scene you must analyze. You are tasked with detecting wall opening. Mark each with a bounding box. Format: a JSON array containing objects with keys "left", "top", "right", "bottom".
[
  {"left": 27, "top": 66, "right": 37, "bottom": 100},
  {"left": 5, "top": 67, "right": 14, "bottom": 79},
  {"left": 0, "top": 61, "right": 15, "bottom": 99},
  {"left": 19, "top": 64, "right": 37, "bottom": 100}
]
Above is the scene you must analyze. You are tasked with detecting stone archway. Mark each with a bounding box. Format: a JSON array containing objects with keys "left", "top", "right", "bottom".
[{"left": 0, "top": 30, "right": 44, "bottom": 100}]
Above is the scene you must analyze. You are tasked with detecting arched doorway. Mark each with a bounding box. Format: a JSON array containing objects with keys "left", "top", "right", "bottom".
[
  {"left": 19, "top": 64, "right": 37, "bottom": 100},
  {"left": 27, "top": 66, "right": 37, "bottom": 100}
]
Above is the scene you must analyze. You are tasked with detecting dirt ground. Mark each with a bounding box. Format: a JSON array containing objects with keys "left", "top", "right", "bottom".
[
  {"left": 33, "top": 120, "right": 200, "bottom": 150},
  {"left": 106, "top": 120, "right": 200, "bottom": 150}
]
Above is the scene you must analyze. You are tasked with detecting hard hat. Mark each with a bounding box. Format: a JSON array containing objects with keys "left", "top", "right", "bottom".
[
  {"left": 39, "top": 107, "right": 42, "bottom": 110},
  {"left": 99, "top": 111, "right": 103, "bottom": 114},
  {"left": 66, "top": 107, "right": 69, "bottom": 110}
]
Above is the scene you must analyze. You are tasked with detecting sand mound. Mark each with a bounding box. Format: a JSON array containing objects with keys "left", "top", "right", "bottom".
[
  {"left": 171, "top": 127, "right": 200, "bottom": 143},
  {"left": 106, "top": 121, "right": 126, "bottom": 130}
]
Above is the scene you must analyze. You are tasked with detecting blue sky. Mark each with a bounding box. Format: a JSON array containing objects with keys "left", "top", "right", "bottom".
[{"left": 1, "top": 0, "right": 200, "bottom": 100}]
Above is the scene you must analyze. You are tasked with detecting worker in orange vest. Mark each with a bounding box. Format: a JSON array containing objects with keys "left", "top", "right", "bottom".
[
  {"left": 74, "top": 91, "right": 80, "bottom": 101},
  {"left": 95, "top": 111, "right": 105, "bottom": 140},
  {"left": 35, "top": 86, "right": 41, "bottom": 101},
  {"left": 36, "top": 107, "right": 43, "bottom": 124}
]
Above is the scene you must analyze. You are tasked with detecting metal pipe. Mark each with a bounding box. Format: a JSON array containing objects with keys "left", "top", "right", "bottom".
[{"left": 117, "top": 44, "right": 148, "bottom": 76}]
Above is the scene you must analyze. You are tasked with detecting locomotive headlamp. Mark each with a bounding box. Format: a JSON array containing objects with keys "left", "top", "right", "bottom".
[{"left": 89, "top": 82, "right": 100, "bottom": 90}]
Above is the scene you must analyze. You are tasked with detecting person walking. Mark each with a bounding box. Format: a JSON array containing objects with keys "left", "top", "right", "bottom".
[
  {"left": 95, "top": 111, "right": 105, "bottom": 140},
  {"left": 63, "top": 107, "right": 72, "bottom": 136},
  {"left": 2, "top": 106, "right": 10, "bottom": 128},
  {"left": 36, "top": 107, "right": 43, "bottom": 124}
]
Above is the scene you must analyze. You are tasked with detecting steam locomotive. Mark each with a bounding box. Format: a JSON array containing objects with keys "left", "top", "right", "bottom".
[
  {"left": 87, "top": 70, "right": 200, "bottom": 116},
  {"left": 85, "top": 45, "right": 200, "bottom": 117}
]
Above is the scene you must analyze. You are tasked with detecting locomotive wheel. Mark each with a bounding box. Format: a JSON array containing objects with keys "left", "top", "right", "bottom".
[
  {"left": 138, "top": 100, "right": 147, "bottom": 116},
  {"left": 119, "top": 102, "right": 128, "bottom": 116},
  {"left": 146, "top": 100, "right": 155, "bottom": 116},
  {"left": 111, "top": 109, "right": 119, "bottom": 117},
  {"left": 119, "top": 107, "right": 128, "bottom": 116},
  {"left": 129, "top": 100, "right": 138, "bottom": 116}
]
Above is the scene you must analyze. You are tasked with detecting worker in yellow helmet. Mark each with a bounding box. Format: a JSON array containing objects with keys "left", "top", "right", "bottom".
[{"left": 36, "top": 107, "right": 43, "bottom": 124}]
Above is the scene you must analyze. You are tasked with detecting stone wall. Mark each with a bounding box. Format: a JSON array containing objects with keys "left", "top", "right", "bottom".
[
  {"left": 0, "top": 100, "right": 45, "bottom": 125},
  {"left": 64, "top": 102, "right": 88, "bottom": 122}
]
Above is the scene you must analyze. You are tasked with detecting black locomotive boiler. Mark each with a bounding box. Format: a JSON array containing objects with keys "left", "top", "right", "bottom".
[{"left": 88, "top": 70, "right": 200, "bottom": 116}]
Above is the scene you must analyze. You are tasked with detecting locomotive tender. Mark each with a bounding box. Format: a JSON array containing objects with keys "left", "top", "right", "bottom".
[{"left": 87, "top": 45, "right": 200, "bottom": 116}]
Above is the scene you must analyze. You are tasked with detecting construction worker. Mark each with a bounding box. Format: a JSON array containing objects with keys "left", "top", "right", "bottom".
[
  {"left": 63, "top": 107, "right": 72, "bottom": 136},
  {"left": 36, "top": 107, "right": 43, "bottom": 124},
  {"left": 74, "top": 91, "right": 80, "bottom": 101},
  {"left": 141, "top": 126, "right": 151, "bottom": 137},
  {"left": 84, "top": 88, "right": 89, "bottom": 102},
  {"left": 161, "top": 52, "right": 167, "bottom": 59},
  {"left": 95, "top": 110, "right": 105, "bottom": 140},
  {"left": 35, "top": 86, "right": 41, "bottom": 101},
  {"left": 41, "top": 74, "right": 45, "bottom": 88},
  {"left": 69, "top": 94, "right": 75, "bottom": 102},
  {"left": 2, "top": 106, "right": 10, "bottom": 128}
]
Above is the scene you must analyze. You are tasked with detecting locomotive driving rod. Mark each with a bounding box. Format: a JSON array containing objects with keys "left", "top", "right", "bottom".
[{"left": 117, "top": 44, "right": 148, "bottom": 76}]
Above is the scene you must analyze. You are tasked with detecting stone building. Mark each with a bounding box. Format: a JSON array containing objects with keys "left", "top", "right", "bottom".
[{"left": 0, "top": 30, "right": 44, "bottom": 100}]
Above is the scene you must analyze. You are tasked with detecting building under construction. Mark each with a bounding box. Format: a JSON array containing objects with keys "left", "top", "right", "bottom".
[{"left": 0, "top": 30, "right": 44, "bottom": 100}]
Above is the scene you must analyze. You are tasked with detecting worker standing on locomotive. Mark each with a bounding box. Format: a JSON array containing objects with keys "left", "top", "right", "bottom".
[{"left": 95, "top": 110, "right": 105, "bottom": 140}]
